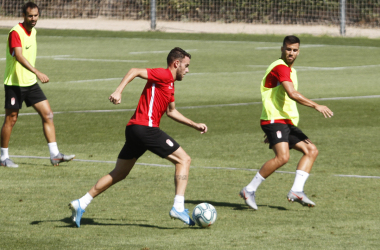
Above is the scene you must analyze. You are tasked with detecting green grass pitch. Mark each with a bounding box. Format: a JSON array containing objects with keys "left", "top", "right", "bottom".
[{"left": 0, "top": 28, "right": 379, "bottom": 249}]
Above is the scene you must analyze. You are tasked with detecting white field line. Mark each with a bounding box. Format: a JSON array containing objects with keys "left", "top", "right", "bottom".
[
  {"left": 53, "top": 57, "right": 148, "bottom": 63},
  {"left": 31, "top": 35, "right": 380, "bottom": 49},
  {"left": 333, "top": 175, "right": 380, "bottom": 179},
  {"left": 9, "top": 155, "right": 380, "bottom": 178},
  {"left": 247, "top": 64, "right": 380, "bottom": 71},
  {"left": 0, "top": 54, "right": 147, "bottom": 63},
  {"left": 256, "top": 44, "right": 326, "bottom": 50},
  {"left": 129, "top": 49, "right": 198, "bottom": 55},
  {"left": 54, "top": 78, "right": 121, "bottom": 84},
  {"left": 51, "top": 63, "right": 380, "bottom": 84},
  {"left": 1, "top": 95, "right": 379, "bottom": 117}
]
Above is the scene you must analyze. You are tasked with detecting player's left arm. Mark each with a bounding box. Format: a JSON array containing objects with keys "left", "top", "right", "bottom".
[
  {"left": 281, "top": 81, "right": 334, "bottom": 118},
  {"left": 166, "top": 101, "right": 208, "bottom": 134}
]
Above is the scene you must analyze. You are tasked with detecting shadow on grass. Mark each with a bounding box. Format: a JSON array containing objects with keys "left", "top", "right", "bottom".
[
  {"left": 30, "top": 217, "right": 197, "bottom": 229},
  {"left": 186, "top": 199, "right": 288, "bottom": 211}
]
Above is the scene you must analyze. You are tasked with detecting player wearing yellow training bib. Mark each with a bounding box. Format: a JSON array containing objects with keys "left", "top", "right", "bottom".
[
  {"left": 239, "top": 35, "right": 334, "bottom": 210},
  {"left": 1, "top": 2, "right": 74, "bottom": 168}
]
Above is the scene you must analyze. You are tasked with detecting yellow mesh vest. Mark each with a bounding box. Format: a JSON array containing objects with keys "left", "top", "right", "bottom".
[
  {"left": 260, "top": 59, "right": 299, "bottom": 126},
  {"left": 4, "top": 24, "right": 37, "bottom": 87}
]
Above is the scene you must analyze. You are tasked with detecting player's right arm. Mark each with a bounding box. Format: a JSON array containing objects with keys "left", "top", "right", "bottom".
[
  {"left": 13, "top": 46, "right": 49, "bottom": 83},
  {"left": 281, "top": 81, "right": 334, "bottom": 118},
  {"left": 109, "top": 68, "right": 148, "bottom": 105}
]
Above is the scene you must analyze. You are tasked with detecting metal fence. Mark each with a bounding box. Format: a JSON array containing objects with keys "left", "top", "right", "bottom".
[{"left": 1, "top": 0, "right": 379, "bottom": 28}]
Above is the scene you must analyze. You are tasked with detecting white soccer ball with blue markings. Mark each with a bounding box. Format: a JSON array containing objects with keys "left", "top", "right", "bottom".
[{"left": 192, "top": 203, "right": 217, "bottom": 227}]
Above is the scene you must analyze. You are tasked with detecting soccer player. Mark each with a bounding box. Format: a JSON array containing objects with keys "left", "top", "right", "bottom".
[
  {"left": 69, "top": 47, "right": 207, "bottom": 227},
  {"left": 2, "top": 2, "right": 75, "bottom": 167},
  {"left": 239, "top": 35, "right": 333, "bottom": 209}
]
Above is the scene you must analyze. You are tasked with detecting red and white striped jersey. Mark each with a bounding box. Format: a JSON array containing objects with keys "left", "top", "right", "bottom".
[{"left": 127, "top": 68, "right": 175, "bottom": 127}]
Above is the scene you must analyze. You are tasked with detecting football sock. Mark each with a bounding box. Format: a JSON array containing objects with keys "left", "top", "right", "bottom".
[
  {"left": 173, "top": 195, "right": 185, "bottom": 212},
  {"left": 291, "top": 170, "right": 310, "bottom": 192},
  {"left": 78, "top": 192, "right": 93, "bottom": 210},
  {"left": 246, "top": 172, "right": 265, "bottom": 192},
  {"left": 1, "top": 148, "right": 9, "bottom": 161},
  {"left": 48, "top": 142, "right": 59, "bottom": 158}
]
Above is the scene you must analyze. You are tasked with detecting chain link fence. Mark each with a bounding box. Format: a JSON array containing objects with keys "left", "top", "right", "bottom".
[{"left": 1, "top": 0, "right": 379, "bottom": 27}]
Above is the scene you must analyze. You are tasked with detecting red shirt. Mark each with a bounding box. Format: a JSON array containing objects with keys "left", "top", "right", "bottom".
[
  {"left": 264, "top": 64, "right": 292, "bottom": 88},
  {"left": 8, "top": 23, "right": 31, "bottom": 55},
  {"left": 127, "top": 68, "right": 175, "bottom": 127}
]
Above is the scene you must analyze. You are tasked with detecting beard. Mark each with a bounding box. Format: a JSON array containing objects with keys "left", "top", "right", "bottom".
[{"left": 176, "top": 69, "right": 183, "bottom": 81}]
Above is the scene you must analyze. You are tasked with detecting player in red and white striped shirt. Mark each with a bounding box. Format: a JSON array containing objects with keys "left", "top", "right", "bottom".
[{"left": 69, "top": 47, "right": 207, "bottom": 227}]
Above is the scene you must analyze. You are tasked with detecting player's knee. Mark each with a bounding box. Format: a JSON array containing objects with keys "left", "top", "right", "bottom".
[
  {"left": 6, "top": 114, "right": 18, "bottom": 126},
  {"left": 41, "top": 111, "right": 53, "bottom": 123},
  {"left": 46, "top": 111, "right": 54, "bottom": 121},
  {"left": 276, "top": 154, "right": 289, "bottom": 166},
  {"left": 180, "top": 154, "right": 191, "bottom": 167},
  {"left": 308, "top": 145, "right": 319, "bottom": 159}
]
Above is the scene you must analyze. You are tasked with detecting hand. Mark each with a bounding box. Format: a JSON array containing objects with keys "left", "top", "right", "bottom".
[
  {"left": 195, "top": 123, "right": 208, "bottom": 134},
  {"left": 109, "top": 91, "right": 122, "bottom": 105},
  {"left": 315, "top": 104, "right": 334, "bottom": 118},
  {"left": 263, "top": 134, "right": 269, "bottom": 144},
  {"left": 35, "top": 70, "right": 49, "bottom": 83}
]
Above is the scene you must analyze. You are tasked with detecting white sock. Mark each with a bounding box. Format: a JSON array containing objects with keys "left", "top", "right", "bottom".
[
  {"left": 291, "top": 170, "right": 310, "bottom": 192},
  {"left": 246, "top": 172, "right": 265, "bottom": 192},
  {"left": 48, "top": 142, "right": 59, "bottom": 158},
  {"left": 173, "top": 195, "right": 185, "bottom": 212},
  {"left": 78, "top": 193, "right": 93, "bottom": 210},
  {"left": 1, "top": 148, "right": 9, "bottom": 161}
]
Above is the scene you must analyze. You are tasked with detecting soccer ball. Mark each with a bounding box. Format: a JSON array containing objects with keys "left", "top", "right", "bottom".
[{"left": 192, "top": 203, "right": 217, "bottom": 228}]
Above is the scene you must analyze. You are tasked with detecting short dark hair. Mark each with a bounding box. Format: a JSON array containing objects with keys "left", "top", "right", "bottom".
[
  {"left": 283, "top": 35, "right": 300, "bottom": 47},
  {"left": 22, "top": 2, "right": 39, "bottom": 15},
  {"left": 167, "top": 47, "right": 191, "bottom": 65}
]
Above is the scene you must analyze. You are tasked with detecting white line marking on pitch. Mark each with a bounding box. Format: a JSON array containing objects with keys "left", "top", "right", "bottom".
[
  {"left": 9, "top": 155, "right": 380, "bottom": 178},
  {"left": 1, "top": 95, "right": 379, "bottom": 117},
  {"left": 129, "top": 49, "right": 198, "bottom": 55},
  {"left": 53, "top": 58, "right": 148, "bottom": 63}
]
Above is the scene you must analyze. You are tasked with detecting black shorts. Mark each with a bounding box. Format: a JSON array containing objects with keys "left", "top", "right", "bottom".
[
  {"left": 118, "top": 125, "right": 180, "bottom": 160},
  {"left": 261, "top": 123, "right": 308, "bottom": 149},
  {"left": 4, "top": 83, "right": 47, "bottom": 109}
]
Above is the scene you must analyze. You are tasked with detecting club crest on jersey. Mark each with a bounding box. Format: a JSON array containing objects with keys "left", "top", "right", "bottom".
[
  {"left": 166, "top": 139, "right": 174, "bottom": 147},
  {"left": 276, "top": 131, "right": 282, "bottom": 139},
  {"left": 11, "top": 97, "right": 15, "bottom": 106}
]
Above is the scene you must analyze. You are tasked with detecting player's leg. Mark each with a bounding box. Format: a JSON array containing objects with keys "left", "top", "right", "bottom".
[
  {"left": 259, "top": 142, "right": 290, "bottom": 178},
  {"left": 90, "top": 158, "right": 137, "bottom": 198},
  {"left": 1, "top": 85, "right": 23, "bottom": 168},
  {"left": 166, "top": 147, "right": 191, "bottom": 196},
  {"left": 239, "top": 142, "right": 289, "bottom": 210},
  {"left": 287, "top": 139, "right": 318, "bottom": 207},
  {"left": 69, "top": 158, "right": 137, "bottom": 227},
  {"left": 240, "top": 123, "right": 291, "bottom": 210},
  {"left": 1, "top": 109, "right": 20, "bottom": 167},
  {"left": 166, "top": 147, "right": 195, "bottom": 225},
  {"left": 32, "top": 100, "right": 75, "bottom": 165},
  {"left": 32, "top": 100, "right": 55, "bottom": 142}
]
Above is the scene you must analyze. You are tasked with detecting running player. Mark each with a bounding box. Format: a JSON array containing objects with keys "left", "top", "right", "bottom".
[
  {"left": 69, "top": 47, "right": 207, "bottom": 227},
  {"left": 2, "top": 2, "right": 75, "bottom": 167},
  {"left": 240, "top": 35, "right": 333, "bottom": 209}
]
